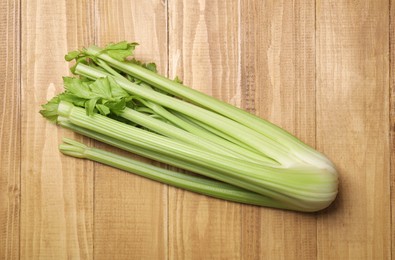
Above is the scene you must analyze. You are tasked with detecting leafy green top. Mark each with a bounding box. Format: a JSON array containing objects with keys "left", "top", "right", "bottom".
[
  {"left": 40, "top": 76, "right": 134, "bottom": 123},
  {"left": 65, "top": 41, "right": 138, "bottom": 62},
  {"left": 103, "top": 41, "right": 139, "bottom": 61},
  {"left": 40, "top": 41, "right": 182, "bottom": 122},
  {"left": 39, "top": 95, "right": 62, "bottom": 123},
  {"left": 65, "top": 76, "right": 132, "bottom": 116},
  {"left": 65, "top": 41, "right": 183, "bottom": 84}
]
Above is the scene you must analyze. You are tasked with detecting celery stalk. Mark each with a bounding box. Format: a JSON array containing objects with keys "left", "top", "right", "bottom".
[
  {"left": 84, "top": 46, "right": 335, "bottom": 170},
  {"left": 38, "top": 41, "right": 339, "bottom": 212},
  {"left": 59, "top": 137, "right": 298, "bottom": 210}
]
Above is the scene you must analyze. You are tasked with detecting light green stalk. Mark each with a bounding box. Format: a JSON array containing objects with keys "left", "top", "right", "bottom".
[
  {"left": 59, "top": 137, "right": 298, "bottom": 210},
  {"left": 75, "top": 63, "right": 301, "bottom": 166},
  {"left": 56, "top": 101, "right": 338, "bottom": 211},
  {"left": 120, "top": 107, "right": 275, "bottom": 164},
  {"left": 84, "top": 46, "right": 335, "bottom": 171}
]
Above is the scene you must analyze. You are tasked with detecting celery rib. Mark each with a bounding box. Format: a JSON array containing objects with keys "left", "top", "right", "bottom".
[
  {"left": 60, "top": 138, "right": 299, "bottom": 209},
  {"left": 120, "top": 107, "right": 276, "bottom": 165},
  {"left": 84, "top": 47, "right": 336, "bottom": 171},
  {"left": 58, "top": 102, "right": 337, "bottom": 210},
  {"left": 75, "top": 63, "right": 300, "bottom": 166}
]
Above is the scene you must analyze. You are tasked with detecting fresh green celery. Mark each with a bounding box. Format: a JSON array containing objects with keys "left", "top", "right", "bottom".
[{"left": 38, "top": 41, "right": 338, "bottom": 212}]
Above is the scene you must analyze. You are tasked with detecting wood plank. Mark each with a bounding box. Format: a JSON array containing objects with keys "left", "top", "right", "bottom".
[
  {"left": 93, "top": 1, "right": 168, "bottom": 259},
  {"left": 390, "top": 0, "right": 395, "bottom": 256},
  {"left": 21, "top": 0, "right": 94, "bottom": 258},
  {"left": 168, "top": 1, "right": 241, "bottom": 259},
  {"left": 316, "top": 0, "right": 390, "bottom": 259},
  {"left": 240, "top": 0, "right": 317, "bottom": 259},
  {"left": 0, "top": 0, "right": 20, "bottom": 259},
  {"left": 12, "top": 0, "right": 394, "bottom": 258}
]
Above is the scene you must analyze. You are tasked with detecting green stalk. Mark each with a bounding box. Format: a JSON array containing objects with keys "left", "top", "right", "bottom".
[
  {"left": 58, "top": 121, "right": 334, "bottom": 212},
  {"left": 75, "top": 63, "right": 300, "bottom": 166},
  {"left": 58, "top": 101, "right": 276, "bottom": 180},
  {"left": 147, "top": 104, "right": 257, "bottom": 153},
  {"left": 120, "top": 107, "right": 276, "bottom": 165},
  {"left": 75, "top": 68, "right": 269, "bottom": 162},
  {"left": 58, "top": 121, "right": 309, "bottom": 209},
  {"left": 121, "top": 108, "right": 247, "bottom": 161},
  {"left": 84, "top": 46, "right": 335, "bottom": 171},
  {"left": 170, "top": 109, "right": 255, "bottom": 151},
  {"left": 59, "top": 137, "right": 299, "bottom": 210},
  {"left": 57, "top": 101, "right": 337, "bottom": 210},
  {"left": 58, "top": 121, "right": 284, "bottom": 199}
]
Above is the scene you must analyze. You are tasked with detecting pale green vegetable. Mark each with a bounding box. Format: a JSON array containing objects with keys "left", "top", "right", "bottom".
[
  {"left": 40, "top": 41, "right": 338, "bottom": 212},
  {"left": 59, "top": 137, "right": 295, "bottom": 210}
]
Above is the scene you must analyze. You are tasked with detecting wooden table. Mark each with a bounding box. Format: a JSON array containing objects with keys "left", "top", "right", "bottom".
[{"left": 0, "top": 0, "right": 392, "bottom": 259}]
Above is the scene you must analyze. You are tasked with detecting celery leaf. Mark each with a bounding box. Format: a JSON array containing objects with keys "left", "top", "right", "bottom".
[
  {"left": 65, "top": 50, "right": 81, "bottom": 61},
  {"left": 85, "top": 98, "right": 99, "bottom": 116},
  {"left": 90, "top": 77, "right": 112, "bottom": 99},
  {"left": 104, "top": 42, "right": 139, "bottom": 61},
  {"left": 39, "top": 96, "right": 61, "bottom": 123},
  {"left": 63, "top": 77, "right": 96, "bottom": 99},
  {"left": 96, "top": 104, "right": 111, "bottom": 115}
]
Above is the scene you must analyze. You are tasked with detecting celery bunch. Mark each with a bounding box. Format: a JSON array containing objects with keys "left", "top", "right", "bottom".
[{"left": 40, "top": 41, "right": 338, "bottom": 212}]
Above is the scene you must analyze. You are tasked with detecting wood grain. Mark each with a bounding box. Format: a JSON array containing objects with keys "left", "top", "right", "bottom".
[
  {"left": 93, "top": 1, "right": 168, "bottom": 259},
  {"left": 21, "top": 0, "right": 94, "bottom": 259},
  {"left": 391, "top": 0, "right": 395, "bottom": 256},
  {"left": 168, "top": 1, "right": 242, "bottom": 259},
  {"left": 0, "top": 0, "right": 393, "bottom": 259},
  {"left": 316, "top": 0, "right": 390, "bottom": 259},
  {"left": 240, "top": 0, "right": 317, "bottom": 259},
  {"left": 0, "top": 0, "right": 20, "bottom": 259}
]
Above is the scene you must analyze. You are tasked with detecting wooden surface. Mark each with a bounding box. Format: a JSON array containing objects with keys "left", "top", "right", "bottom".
[{"left": 0, "top": 0, "right": 391, "bottom": 259}]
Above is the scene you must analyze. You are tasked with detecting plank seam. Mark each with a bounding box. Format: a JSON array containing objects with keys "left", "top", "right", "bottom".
[
  {"left": 93, "top": 0, "right": 97, "bottom": 259},
  {"left": 389, "top": 0, "right": 393, "bottom": 259},
  {"left": 314, "top": 0, "right": 318, "bottom": 258},
  {"left": 18, "top": 0, "right": 22, "bottom": 259},
  {"left": 165, "top": 1, "right": 170, "bottom": 259},
  {"left": 237, "top": 0, "right": 243, "bottom": 258}
]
